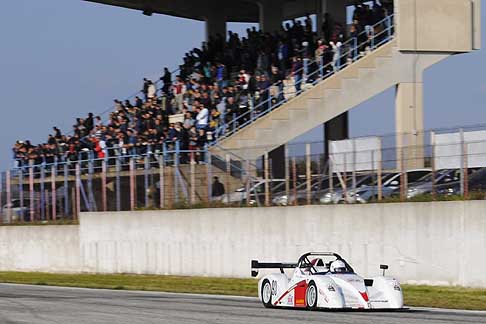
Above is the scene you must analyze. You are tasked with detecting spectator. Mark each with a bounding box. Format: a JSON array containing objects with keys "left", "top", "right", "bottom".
[
  {"left": 212, "top": 176, "right": 225, "bottom": 198},
  {"left": 195, "top": 105, "right": 209, "bottom": 129},
  {"left": 330, "top": 39, "right": 343, "bottom": 72},
  {"left": 292, "top": 57, "right": 303, "bottom": 93},
  {"left": 147, "top": 80, "right": 156, "bottom": 99},
  {"left": 161, "top": 67, "right": 172, "bottom": 94}
]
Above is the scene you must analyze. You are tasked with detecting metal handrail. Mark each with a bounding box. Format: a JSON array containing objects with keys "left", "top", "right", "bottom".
[{"left": 212, "top": 15, "right": 395, "bottom": 143}]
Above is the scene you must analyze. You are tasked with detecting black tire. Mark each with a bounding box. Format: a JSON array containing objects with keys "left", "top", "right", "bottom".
[
  {"left": 306, "top": 281, "right": 318, "bottom": 310},
  {"left": 261, "top": 279, "right": 273, "bottom": 308}
]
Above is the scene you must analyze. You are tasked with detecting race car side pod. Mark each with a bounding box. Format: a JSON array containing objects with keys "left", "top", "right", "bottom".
[{"left": 251, "top": 260, "right": 298, "bottom": 277}]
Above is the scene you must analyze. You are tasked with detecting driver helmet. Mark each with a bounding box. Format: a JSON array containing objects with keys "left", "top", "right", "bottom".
[{"left": 330, "top": 260, "right": 347, "bottom": 273}]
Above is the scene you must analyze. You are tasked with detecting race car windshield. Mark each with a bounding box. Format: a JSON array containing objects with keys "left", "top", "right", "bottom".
[{"left": 299, "top": 254, "right": 354, "bottom": 275}]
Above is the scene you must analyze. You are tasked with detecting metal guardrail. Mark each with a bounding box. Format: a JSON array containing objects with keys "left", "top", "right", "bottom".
[{"left": 212, "top": 15, "right": 395, "bottom": 142}]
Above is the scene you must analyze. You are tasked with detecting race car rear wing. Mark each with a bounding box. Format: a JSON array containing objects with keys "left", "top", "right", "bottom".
[{"left": 251, "top": 260, "right": 298, "bottom": 277}]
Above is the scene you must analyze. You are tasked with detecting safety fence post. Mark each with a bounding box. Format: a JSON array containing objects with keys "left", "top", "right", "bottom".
[
  {"left": 306, "top": 144, "right": 312, "bottom": 205},
  {"left": 6, "top": 170, "right": 11, "bottom": 223},
  {"left": 130, "top": 158, "right": 136, "bottom": 211},
  {"left": 225, "top": 154, "right": 231, "bottom": 205},
  {"left": 101, "top": 160, "right": 107, "bottom": 212},
  {"left": 285, "top": 145, "right": 290, "bottom": 201},
  {"left": 343, "top": 152, "right": 348, "bottom": 203},
  {"left": 63, "top": 163, "right": 68, "bottom": 219},
  {"left": 29, "top": 162, "right": 35, "bottom": 221},
  {"left": 463, "top": 142, "right": 469, "bottom": 200},
  {"left": 174, "top": 142, "right": 180, "bottom": 204},
  {"left": 292, "top": 158, "right": 297, "bottom": 206},
  {"left": 40, "top": 163, "right": 45, "bottom": 220},
  {"left": 460, "top": 128, "right": 465, "bottom": 196},
  {"left": 115, "top": 157, "right": 121, "bottom": 212},
  {"left": 431, "top": 132, "right": 437, "bottom": 201},
  {"left": 75, "top": 163, "right": 81, "bottom": 220},
  {"left": 264, "top": 152, "right": 270, "bottom": 207},
  {"left": 190, "top": 155, "right": 196, "bottom": 205},
  {"left": 51, "top": 166, "right": 56, "bottom": 221},
  {"left": 144, "top": 155, "right": 150, "bottom": 208},
  {"left": 159, "top": 155, "right": 165, "bottom": 209},
  {"left": 17, "top": 168, "right": 23, "bottom": 222},
  {"left": 167, "top": 164, "right": 173, "bottom": 209},
  {"left": 400, "top": 146, "right": 406, "bottom": 202},
  {"left": 328, "top": 150, "right": 334, "bottom": 198},
  {"left": 206, "top": 152, "right": 212, "bottom": 207}
]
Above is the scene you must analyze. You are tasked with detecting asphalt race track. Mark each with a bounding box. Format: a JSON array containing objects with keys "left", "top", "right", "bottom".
[{"left": 0, "top": 284, "right": 484, "bottom": 324}]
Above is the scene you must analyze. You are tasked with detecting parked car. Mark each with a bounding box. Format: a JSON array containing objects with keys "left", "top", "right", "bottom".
[
  {"left": 319, "top": 174, "right": 377, "bottom": 204},
  {"left": 272, "top": 176, "right": 341, "bottom": 206},
  {"left": 218, "top": 179, "right": 286, "bottom": 205},
  {"left": 352, "top": 169, "right": 431, "bottom": 203},
  {"left": 2, "top": 199, "right": 36, "bottom": 223},
  {"left": 406, "top": 169, "right": 474, "bottom": 199},
  {"left": 437, "top": 168, "right": 486, "bottom": 196}
]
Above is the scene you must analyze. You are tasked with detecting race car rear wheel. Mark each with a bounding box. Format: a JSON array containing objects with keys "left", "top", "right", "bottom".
[
  {"left": 261, "top": 279, "right": 273, "bottom": 308},
  {"left": 306, "top": 281, "right": 318, "bottom": 310}
]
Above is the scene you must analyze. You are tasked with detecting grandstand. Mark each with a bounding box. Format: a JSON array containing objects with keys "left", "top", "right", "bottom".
[{"left": 3, "top": 0, "right": 482, "bottom": 221}]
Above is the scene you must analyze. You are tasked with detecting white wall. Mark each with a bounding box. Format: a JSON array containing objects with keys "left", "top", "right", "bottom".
[
  {"left": 0, "top": 225, "right": 80, "bottom": 273},
  {"left": 1, "top": 202, "right": 485, "bottom": 288},
  {"left": 80, "top": 202, "right": 486, "bottom": 288}
]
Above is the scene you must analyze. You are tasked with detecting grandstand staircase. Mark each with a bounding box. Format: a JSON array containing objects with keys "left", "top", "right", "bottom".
[{"left": 210, "top": 39, "right": 450, "bottom": 161}]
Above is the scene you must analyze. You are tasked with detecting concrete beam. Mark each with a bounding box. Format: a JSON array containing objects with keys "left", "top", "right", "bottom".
[
  {"left": 258, "top": 0, "right": 284, "bottom": 33},
  {"left": 204, "top": 10, "right": 227, "bottom": 41},
  {"left": 395, "top": 82, "right": 425, "bottom": 169},
  {"left": 322, "top": 0, "right": 347, "bottom": 25}
]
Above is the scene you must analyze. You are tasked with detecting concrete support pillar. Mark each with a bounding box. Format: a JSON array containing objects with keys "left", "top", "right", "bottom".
[
  {"left": 395, "top": 82, "right": 425, "bottom": 169},
  {"left": 324, "top": 113, "right": 349, "bottom": 160},
  {"left": 322, "top": 0, "right": 347, "bottom": 24},
  {"left": 259, "top": 0, "right": 283, "bottom": 33},
  {"left": 204, "top": 9, "right": 226, "bottom": 41},
  {"left": 317, "top": 0, "right": 347, "bottom": 39},
  {"left": 320, "top": 0, "right": 348, "bottom": 154},
  {"left": 269, "top": 145, "right": 285, "bottom": 179}
]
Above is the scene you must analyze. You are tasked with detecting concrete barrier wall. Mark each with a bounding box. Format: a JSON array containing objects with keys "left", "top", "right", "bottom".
[
  {"left": 80, "top": 201, "right": 486, "bottom": 288},
  {"left": 0, "top": 226, "right": 80, "bottom": 273},
  {"left": 0, "top": 202, "right": 485, "bottom": 288}
]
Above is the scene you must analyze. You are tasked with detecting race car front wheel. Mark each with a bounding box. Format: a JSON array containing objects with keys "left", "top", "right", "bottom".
[
  {"left": 261, "top": 279, "right": 273, "bottom": 308},
  {"left": 306, "top": 281, "right": 318, "bottom": 310}
]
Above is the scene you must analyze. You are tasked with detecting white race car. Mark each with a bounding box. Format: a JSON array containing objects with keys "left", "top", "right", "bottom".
[{"left": 252, "top": 252, "right": 404, "bottom": 310}]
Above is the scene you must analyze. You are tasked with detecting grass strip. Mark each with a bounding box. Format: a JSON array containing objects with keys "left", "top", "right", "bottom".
[{"left": 0, "top": 272, "right": 485, "bottom": 311}]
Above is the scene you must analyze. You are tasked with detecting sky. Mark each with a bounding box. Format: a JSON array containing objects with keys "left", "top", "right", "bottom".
[{"left": 1, "top": 0, "right": 486, "bottom": 170}]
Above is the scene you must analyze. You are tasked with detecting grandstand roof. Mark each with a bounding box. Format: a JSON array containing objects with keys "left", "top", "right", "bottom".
[{"left": 84, "top": 0, "right": 357, "bottom": 23}]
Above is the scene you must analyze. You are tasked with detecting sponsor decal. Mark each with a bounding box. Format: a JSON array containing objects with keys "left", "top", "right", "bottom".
[
  {"left": 287, "top": 294, "right": 294, "bottom": 304},
  {"left": 319, "top": 288, "right": 329, "bottom": 303},
  {"left": 271, "top": 280, "right": 278, "bottom": 296}
]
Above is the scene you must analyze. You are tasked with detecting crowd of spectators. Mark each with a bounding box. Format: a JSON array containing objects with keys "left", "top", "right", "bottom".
[{"left": 13, "top": 0, "right": 393, "bottom": 168}]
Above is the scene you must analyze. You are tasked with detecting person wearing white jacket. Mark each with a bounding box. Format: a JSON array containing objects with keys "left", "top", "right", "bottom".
[
  {"left": 195, "top": 106, "right": 209, "bottom": 129},
  {"left": 330, "top": 40, "right": 343, "bottom": 72},
  {"left": 147, "top": 80, "right": 156, "bottom": 99}
]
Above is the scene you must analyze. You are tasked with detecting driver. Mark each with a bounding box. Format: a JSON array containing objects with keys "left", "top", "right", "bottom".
[{"left": 330, "top": 260, "right": 348, "bottom": 273}]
